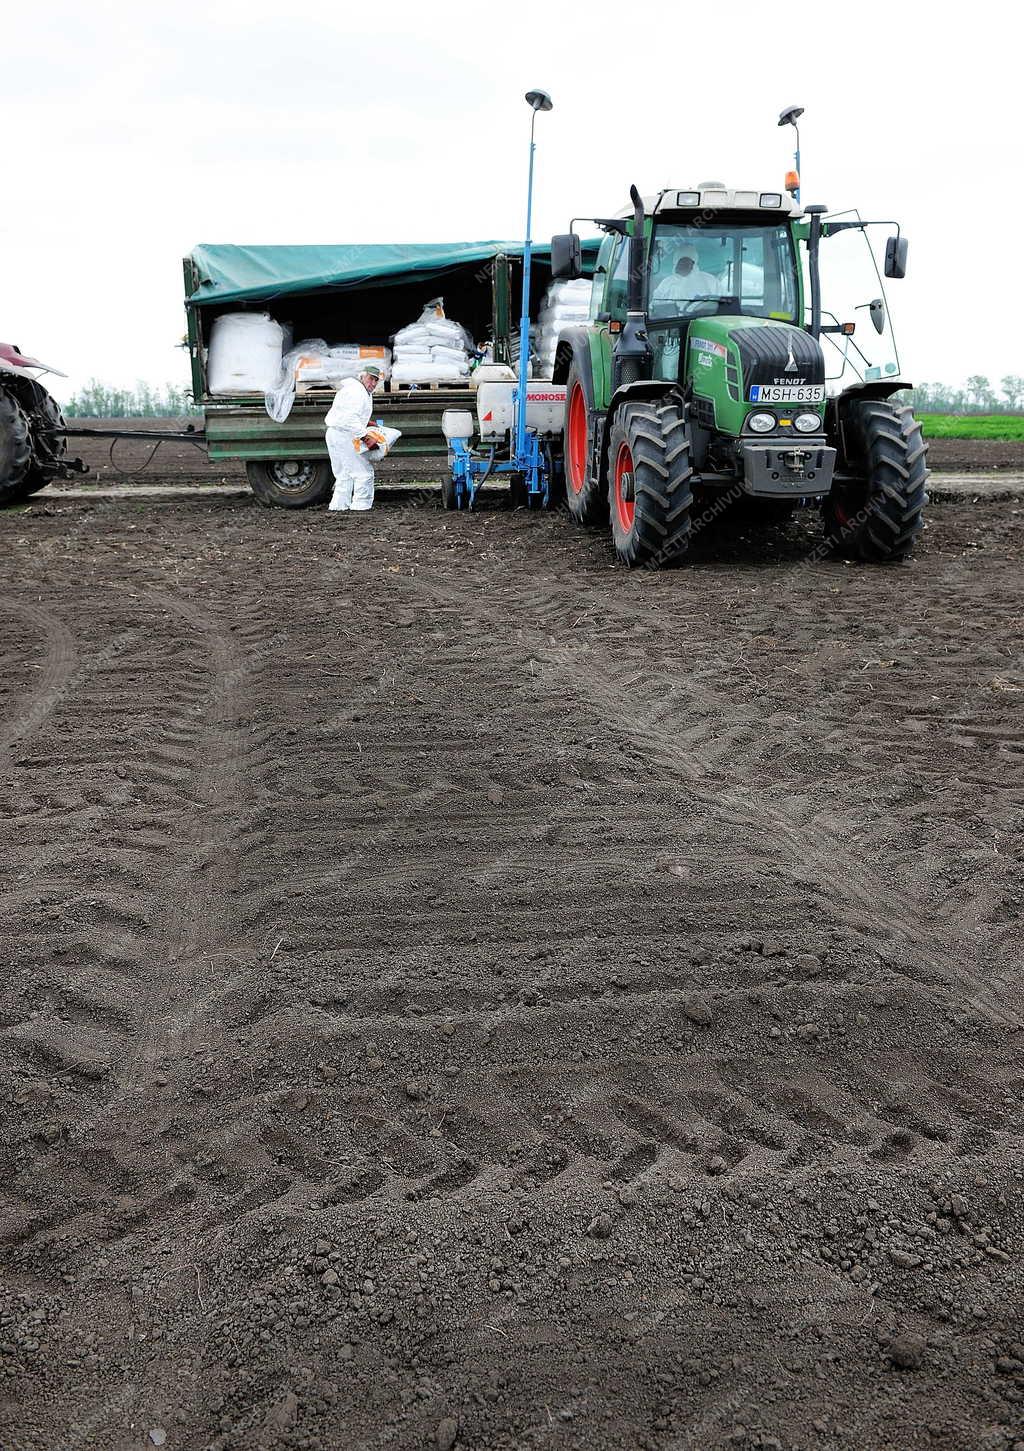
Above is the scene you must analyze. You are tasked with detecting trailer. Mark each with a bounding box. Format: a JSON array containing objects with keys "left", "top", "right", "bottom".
[{"left": 182, "top": 241, "right": 596, "bottom": 508}]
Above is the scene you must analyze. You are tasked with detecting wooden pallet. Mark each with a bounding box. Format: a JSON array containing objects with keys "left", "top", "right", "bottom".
[{"left": 385, "top": 379, "right": 474, "bottom": 394}]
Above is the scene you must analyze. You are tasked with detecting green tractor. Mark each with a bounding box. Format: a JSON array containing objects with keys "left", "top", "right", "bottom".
[{"left": 549, "top": 183, "right": 927, "bottom": 567}]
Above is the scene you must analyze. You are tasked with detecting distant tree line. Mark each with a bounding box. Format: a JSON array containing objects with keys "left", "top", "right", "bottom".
[
  {"left": 904, "top": 376, "right": 1024, "bottom": 414},
  {"left": 62, "top": 381, "right": 201, "bottom": 417},
  {"left": 57, "top": 374, "right": 1024, "bottom": 418}
]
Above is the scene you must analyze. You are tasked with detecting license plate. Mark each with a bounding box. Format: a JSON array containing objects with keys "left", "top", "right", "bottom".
[{"left": 749, "top": 384, "right": 825, "bottom": 403}]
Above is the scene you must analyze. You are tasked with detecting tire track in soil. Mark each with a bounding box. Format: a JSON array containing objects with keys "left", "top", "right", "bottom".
[
  {"left": 99, "top": 592, "right": 275, "bottom": 1435},
  {"left": 1, "top": 593, "right": 269, "bottom": 1249},
  {"left": 0, "top": 600, "right": 77, "bottom": 766},
  {"left": 165, "top": 528, "right": 1015, "bottom": 1218},
  {"left": 0, "top": 586, "right": 281, "bottom": 1443},
  {"left": 207, "top": 550, "right": 971, "bottom": 1223},
  {"left": 396, "top": 564, "right": 1022, "bottom": 1032},
  {"left": 123, "top": 593, "right": 254, "bottom": 1076},
  {"left": 313, "top": 554, "right": 1019, "bottom": 1197}
]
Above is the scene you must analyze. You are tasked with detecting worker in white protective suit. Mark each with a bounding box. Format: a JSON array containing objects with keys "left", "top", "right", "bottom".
[
  {"left": 325, "top": 365, "right": 383, "bottom": 511},
  {"left": 653, "top": 245, "right": 720, "bottom": 307}
]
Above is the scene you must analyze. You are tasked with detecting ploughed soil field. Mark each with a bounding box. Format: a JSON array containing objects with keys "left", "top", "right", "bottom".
[{"left": 1, "top": 475, "right": 1023, "bottom": 1451}]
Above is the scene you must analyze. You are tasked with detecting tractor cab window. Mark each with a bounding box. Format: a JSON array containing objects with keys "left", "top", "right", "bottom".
[
  {"left": 647, "top": 221, "right": 799, "bottom": 322},
  {"left": 590, "top": 233, "right": 616, "bottom": 316},
  {"left": 605, "top": 235, "right": 633, "bottom": 315}
]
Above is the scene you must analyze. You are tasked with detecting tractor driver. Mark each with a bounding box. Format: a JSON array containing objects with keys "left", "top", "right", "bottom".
[{"left": 652, "top": 244, "right": 720, "bottom": 308}]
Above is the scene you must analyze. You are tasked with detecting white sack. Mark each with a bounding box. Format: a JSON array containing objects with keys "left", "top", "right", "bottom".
[
  {"left": 361, "top": 424, "right": 403, "bottom": 460},
  {"left": 208, "top": 312, "right": 286, "bottom": 395},
  {"left": 391, "top": 361, "right": 470, "bottom": 384},
  {"left": 430, "top": 344, "right": 470, "bottom": 365}
]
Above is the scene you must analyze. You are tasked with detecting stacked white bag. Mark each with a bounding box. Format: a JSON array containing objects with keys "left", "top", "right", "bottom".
[
  {"left": 391, "top": 297, "right": 473, "bottom": 385},
  {"left": 208, "top": 313, "right": 288, "bottom": 395},
  {"left": 533, "top": 279, "right": 593, "bottom": 378},
  {"left": 264, "top": 341, "right": 391, "bottom": 423}
]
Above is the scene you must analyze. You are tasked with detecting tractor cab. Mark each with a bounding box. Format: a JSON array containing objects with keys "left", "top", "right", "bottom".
[{"left": 611, "top": 188, "right": 805, "bottom": 384}]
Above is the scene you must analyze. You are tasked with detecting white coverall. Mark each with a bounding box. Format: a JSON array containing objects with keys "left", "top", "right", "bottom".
[
  {"left": 653, "top": 266, "right": 721, "bottom": 305},
  {"left": 325, "top": 377, "right": 375, "bottom": 511}
]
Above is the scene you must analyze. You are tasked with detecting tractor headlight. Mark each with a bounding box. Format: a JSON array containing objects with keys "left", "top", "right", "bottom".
[
  {"left": 794, "top": 412, "right": 821, "bottom": 433},
  {"left": 748, "top": 412, "right": 776, "bottom": 434}
]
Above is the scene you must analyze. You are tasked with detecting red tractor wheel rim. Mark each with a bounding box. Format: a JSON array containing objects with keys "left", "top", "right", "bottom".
[
  {"left": 567, "top": 384, "right": 587, "bottom": 496},
  {"left": 614, "top": 440, "right": 636, "bottom": 531}
]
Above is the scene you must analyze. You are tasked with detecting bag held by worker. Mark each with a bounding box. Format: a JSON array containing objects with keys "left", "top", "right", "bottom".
[{"left": 354, "top": 424, "right": 402, "bottom": 459}]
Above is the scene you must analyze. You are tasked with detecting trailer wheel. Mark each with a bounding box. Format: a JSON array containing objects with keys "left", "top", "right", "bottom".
[
  {"left": 824, "top": 400, "right": 928, "bottom": 561},
  {"left": 607, "top": 400, "right": 693, "bottom": 569},
  {"left": 563, "top": 365, "right": 605, "bottom": 526},
  {"left": 245, "top": 459, "right": 333, "bottom": 508},
  {"left": 0, "top": 392, "right": 33, "bottom": 506}
]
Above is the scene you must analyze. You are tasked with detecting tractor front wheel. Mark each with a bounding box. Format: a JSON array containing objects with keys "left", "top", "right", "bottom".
[
  {"left": 607, "top": 401, "right": 694, "bottom": 568},
  {"left": 563, "top": 366, "right": 605, "bottom": 526},
  {"left": 0, "top": 392, "right": 33, "bottom": 506},
  {"left": 824, "top": 400, "right": 928, "bottom": 561}
]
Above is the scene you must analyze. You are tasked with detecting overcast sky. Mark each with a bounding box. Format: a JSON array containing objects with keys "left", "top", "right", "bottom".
[{"left": 4, "top": 0, "right": 1019, "bottom": 403}]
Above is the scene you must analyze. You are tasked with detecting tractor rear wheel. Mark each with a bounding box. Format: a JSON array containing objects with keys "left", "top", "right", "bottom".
[
  {"left": 607, "top": 400, "right": 694, "bottom": 568},
  {"left": 0, "top": 392, "right": 33, "bottom": 506},
  {"left": 563, "top": 365, "right": 605, "bottom": 525},
  {"left": 246, "top": 459, "right": 333, "bottom": 508},
  {"left": 824, "top": 400, "right": 928, "bottom": 561}
]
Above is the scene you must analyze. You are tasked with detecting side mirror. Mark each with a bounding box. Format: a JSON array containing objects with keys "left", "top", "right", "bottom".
[
  {"left": 551, "top": 233, "right": 582, "bottom": 280},
  {"left": 884, "top": 235, "right": 908, "bottom": 279},
  {"left": 869, "top": 297, "right": 886, "bottom": 335}
]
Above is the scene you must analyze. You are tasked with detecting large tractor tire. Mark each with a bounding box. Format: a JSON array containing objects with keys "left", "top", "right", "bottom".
[
  {"left": 824, "top": 400, "right": 928, "bottom": 562},
  {"left": 607, "top": 400, "right": 694, "bottom": 569},
  {"left": 563, "top": 364, "right": 606, "bottom": 526},
  {"left": 245, "top": 458, "right": 333, "bottom": 508},
  {"left": 0, "top": 391, "right": 33, "bottom": 506}
]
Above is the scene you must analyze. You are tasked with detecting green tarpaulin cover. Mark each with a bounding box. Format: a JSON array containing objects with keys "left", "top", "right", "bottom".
[{"left": 187, "top": 241, "right": 598, "bottom": 307}]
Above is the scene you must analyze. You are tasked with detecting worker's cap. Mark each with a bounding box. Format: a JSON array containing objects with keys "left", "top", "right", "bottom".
[
  {"left": 677, "top": 244, "right": 699, "bottom": 263},
  {"left": 360, "top": 363, "right": 383, "bottom": 378}
]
